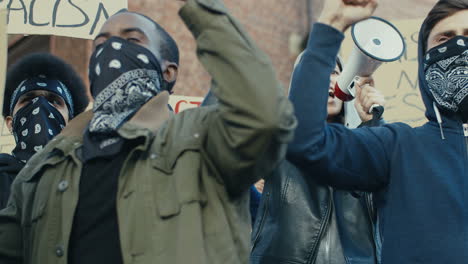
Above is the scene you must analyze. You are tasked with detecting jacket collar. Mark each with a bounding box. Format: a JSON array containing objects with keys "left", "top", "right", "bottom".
[
  {"left": 61, "top": 91, "right": 171, "bottom": 137},
  {"left": 122, "top": 91, "right": 172, "bottom": 137},
  {"left": 56, "top": 91, "right": 172, "bottom": 154}
]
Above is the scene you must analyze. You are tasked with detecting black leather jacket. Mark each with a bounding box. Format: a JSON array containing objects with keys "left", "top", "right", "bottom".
[{"left": 250, "top": 159, "right": 378, "bottom": 264}]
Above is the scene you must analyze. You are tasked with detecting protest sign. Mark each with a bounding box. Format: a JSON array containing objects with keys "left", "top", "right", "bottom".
[
  {"left": 0, "top": 6, "right": 14, "bottom": 153},
  {"left": 341, "top": 19, "right": 426, "bottom": 127},
  {"left": 2, "top": 0, "right": 127, "bottom": 39},
  {"left": 0, "top": 8, "right": 6, "bottom": 109},
  {"left": 169, "top": 95, "right": 204, "bottom": 114}
]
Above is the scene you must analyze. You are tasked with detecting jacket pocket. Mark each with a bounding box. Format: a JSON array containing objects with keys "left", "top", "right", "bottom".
[
  {"left": 148, "top": 146, "right": 209, "bottom": 257},
  {"left": 21, "top": 180, "right": 48, "bottom": 264},
  {"left": 150, "top": 133, "right": 206, "bottom": 207},
  {"left": 21, "top": 180, "right": 47, "bottom": 226},
  {"left": 154, "top": 173, "right": 181, "bottom": 219},
  {"left": 152, "top": 150, "right": 208, "bottom": 219}
]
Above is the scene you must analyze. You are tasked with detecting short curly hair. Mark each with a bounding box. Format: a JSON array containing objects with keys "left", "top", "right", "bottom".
[{"left": 3, "top": 53, "right": 89, "bottom": 118}]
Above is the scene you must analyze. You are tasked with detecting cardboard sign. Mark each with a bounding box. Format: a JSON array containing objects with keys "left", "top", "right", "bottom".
[
  {"left": 169, "top": 95, "right": 204, "bottom": 114},
  {"left": 2, "top": 0, "right": 127, "bottom": 39},
  {"left": 0, "top": 7, "right": 14, "bottom": 153},
  {"left": 0, "top": 8, "right": 6, "bottom": 110},
  {"left": 341, "top": 19, "right": 426, "bottom": 127}
]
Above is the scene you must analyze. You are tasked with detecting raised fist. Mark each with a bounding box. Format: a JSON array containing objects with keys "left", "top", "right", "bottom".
[{"left": 318, "top": 0, "right": 379, "bottom": 32}]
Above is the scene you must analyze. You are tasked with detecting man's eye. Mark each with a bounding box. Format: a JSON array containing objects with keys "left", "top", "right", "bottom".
[
  {"left": 18, "top": 97, "right": 31, "bottom": 104},
  {"left": 127, "top": 38, "right": 140, "bottom": 43},
  {"left": 52, "top": 99, "right": 63, "bottom": 106},
  {"left": 437, "top": 36, "right": 450, "bottom": 43},
  {"left": 47, "top": 96, "right": 63, "bottom": 106}
]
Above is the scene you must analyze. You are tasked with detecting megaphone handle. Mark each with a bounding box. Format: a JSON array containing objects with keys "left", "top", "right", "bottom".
[{"left": 370, "top": 104, "right": 384, "bottom": 120}]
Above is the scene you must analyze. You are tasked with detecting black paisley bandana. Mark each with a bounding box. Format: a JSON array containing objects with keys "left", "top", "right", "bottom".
[
  {"left": 10, "top": 76, "right": 75, "bottom": 118},
  {"left": 11, "top": 97, "right": 66, "bottom": 162},
  {"left": 88, "top": 37, "right": 164, "bottom": 134},
  {"left": 424, "top": 36, "right": 468, "bottom": 115}
]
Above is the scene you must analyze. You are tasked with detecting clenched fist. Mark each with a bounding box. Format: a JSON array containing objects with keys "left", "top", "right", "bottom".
[{"left": 318, "top": 0, "right": 379, "bottom": 32}]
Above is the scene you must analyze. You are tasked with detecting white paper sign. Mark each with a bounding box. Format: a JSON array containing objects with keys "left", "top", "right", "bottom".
[{"left": 2, "top": 0, "right": 127, "bottom": 39}]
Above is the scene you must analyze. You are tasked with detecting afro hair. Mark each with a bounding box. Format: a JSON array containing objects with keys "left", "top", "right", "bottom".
[{"left": 3, "top": 53, "right": 89, "bottom": 118}]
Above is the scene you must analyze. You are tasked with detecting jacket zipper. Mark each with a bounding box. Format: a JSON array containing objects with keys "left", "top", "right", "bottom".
[
  {"left": 365, "top": 194, "right": 375, "bottom": 228},
  {"left": 463, "top": 124, "right": 468, "bottom": 156},
  {"left": 365, "top": 193, "right": 377, "bottom": 246},
  {"left": 323, "top": 195, "right": 334, "bottom": 263},
  {"left": 251, "top": 191, "right": 270, "bottom": 252},
  {"left": 308, "top": 190, "right": 332, "bottom": 263},
  {"left": 365, "top": 193, "right": 381, "bottom": 263}
]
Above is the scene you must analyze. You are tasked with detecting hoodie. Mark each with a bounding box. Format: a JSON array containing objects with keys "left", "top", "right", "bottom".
[
  {"left": 0, "top": 154, "right": 24, "bottom": 209},
  {"left": 287, "top": 22, "right": 468, "bottom": 264}
]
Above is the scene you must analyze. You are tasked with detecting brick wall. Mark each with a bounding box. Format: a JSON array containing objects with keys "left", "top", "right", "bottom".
[
  {"left": 125, "top": 0, "right": 438, "bottom": 97},
  {"left": 127, "top": 0, "right": 309, "bottom": 97},
  {"left": 16, "top": 0, "right": 438, "bottom": 99}
]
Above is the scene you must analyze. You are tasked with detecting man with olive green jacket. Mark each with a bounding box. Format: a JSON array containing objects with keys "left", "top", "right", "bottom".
[{"left": 0, "top": 0, "right": 296, "bottom": 263}]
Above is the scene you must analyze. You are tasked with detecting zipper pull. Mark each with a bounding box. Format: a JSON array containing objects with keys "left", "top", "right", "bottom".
[{"left": 463, "top": 124, "right": 468, "bottom": 137}]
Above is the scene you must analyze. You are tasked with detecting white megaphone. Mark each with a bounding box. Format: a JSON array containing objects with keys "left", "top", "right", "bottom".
[
  {"left": 336, "top": 17, "right": 405, "bottom": 102},
  {"left": 335, "top": 17, "right": 406, "bottom": 128}
]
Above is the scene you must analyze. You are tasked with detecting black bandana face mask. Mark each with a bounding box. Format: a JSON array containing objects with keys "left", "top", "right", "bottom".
[
  {"left": 11, "top": 97, "right": 66, "bottom": 162},
  {"left": 424, "top": 36, "right": 468, "bottom": 120},
  {"left": 88, "top": 37, "right": 164, "bottom": 134},
  {"left": 10, "top": 76, "right": 75, "bottom": 118}
]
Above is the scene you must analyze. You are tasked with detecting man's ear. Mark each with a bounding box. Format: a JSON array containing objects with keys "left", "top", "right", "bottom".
[
  {"left": 5, "top": 116, "right": 13, "bottom": 134},
  {"left": 162, "top": 61, "right": 178, "bottom": 86}
]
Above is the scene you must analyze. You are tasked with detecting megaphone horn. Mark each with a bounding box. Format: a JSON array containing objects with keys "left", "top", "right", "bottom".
[{"left": 334, "top": 17, "right": 406, "bottom": 102}]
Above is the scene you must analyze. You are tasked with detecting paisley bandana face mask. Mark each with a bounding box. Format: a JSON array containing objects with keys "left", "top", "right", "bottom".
[
  {"left": 10, "top": 76, "right": 74, "bottom": 118},
  {"left": 88, "top": 37, "right": 164, "bottom": 134},
  {"left": 424, "top": 36, "right": 468, "bottom": 119},
  {"left": 11, "top": 97, "right": 66, "bottom": 162}
]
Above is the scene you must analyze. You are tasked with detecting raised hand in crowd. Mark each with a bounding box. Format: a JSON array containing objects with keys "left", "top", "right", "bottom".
[{"left": 318, "top": 0, "right": 379, "bottom": 32}]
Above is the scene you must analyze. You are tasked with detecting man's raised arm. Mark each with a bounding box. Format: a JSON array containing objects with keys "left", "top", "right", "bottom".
[
  {"left": 178, "top": 0, "right": 296, "bottom": 196},
  {"left": 287, "top": 0, "right": 394, "bottom": 191}
]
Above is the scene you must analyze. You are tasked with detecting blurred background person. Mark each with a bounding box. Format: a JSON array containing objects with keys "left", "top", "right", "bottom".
[
  {"left": 0, "top": 53, "right": 88, "bottom": 209},
  {"left": 251, "top": 54, "right": 385, "bottom": 264}
]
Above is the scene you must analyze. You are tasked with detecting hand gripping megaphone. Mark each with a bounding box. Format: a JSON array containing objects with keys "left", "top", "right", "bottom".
[{"left": 335, "top": 17, "right": 406, "bottom": 121}]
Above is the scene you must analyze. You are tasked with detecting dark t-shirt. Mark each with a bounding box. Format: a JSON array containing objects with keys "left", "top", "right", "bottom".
[{"left": 68, "top": 142, "right": 129, "bottom": 264}]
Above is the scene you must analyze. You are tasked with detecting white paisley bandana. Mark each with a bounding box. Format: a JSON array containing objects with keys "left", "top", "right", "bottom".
[
  {"left": 88, "top": 37, "right": 164, "bottom": 134},
  {"left": 424, "top": 36, "right": 468, "bottom": 113},
  {"left": 11, "top": 97, "right": 66, "bottom": 162}
]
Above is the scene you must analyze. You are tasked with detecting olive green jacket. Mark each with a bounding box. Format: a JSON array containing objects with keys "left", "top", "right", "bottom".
[{"left": 0, "top": 0, "right": 296, "bottom": 263}]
